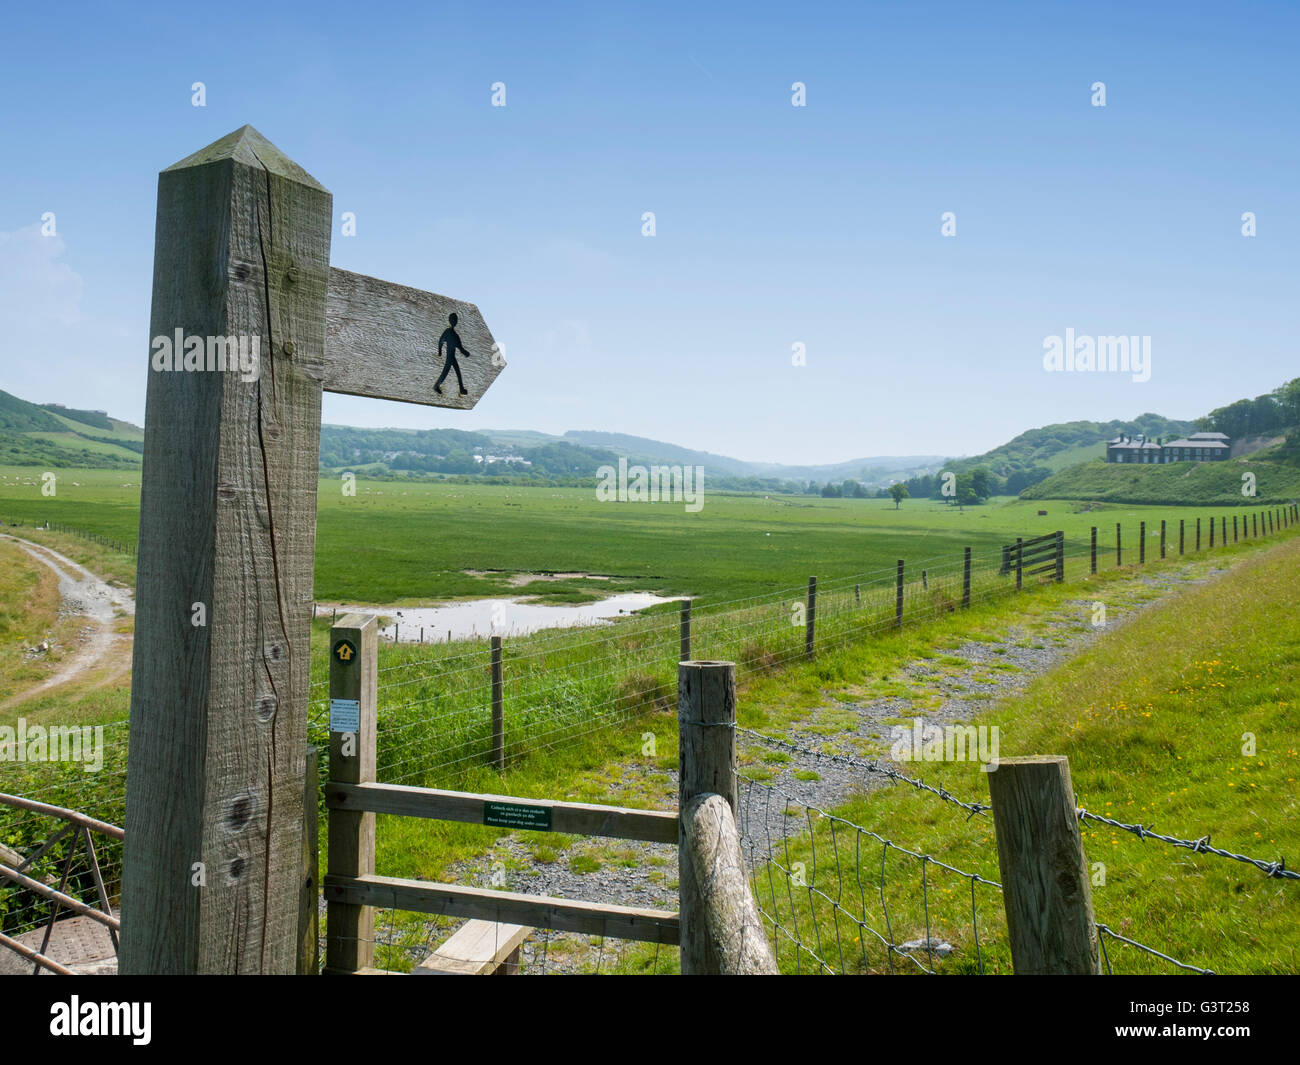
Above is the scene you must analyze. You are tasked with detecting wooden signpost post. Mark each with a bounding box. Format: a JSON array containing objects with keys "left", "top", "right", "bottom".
[{"left": 121, "top": 126, "right": 506, "bottom": 974}]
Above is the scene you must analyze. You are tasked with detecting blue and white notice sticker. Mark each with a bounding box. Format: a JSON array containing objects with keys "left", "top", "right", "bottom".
[{"left": 329, "top": 698, "right": 361, "bottom": 733}]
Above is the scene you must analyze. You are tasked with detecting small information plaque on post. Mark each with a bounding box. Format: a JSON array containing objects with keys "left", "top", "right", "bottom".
[{"left": 330, "top": 698, "right": 361, "bottom": 733}]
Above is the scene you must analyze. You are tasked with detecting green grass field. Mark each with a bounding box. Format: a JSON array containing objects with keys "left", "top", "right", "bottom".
[
  {"left": 1, "top": 466, "right": 1283, "bottom": 606},
  {"left": 1, "top": 465, "right": 1296, "bottom": 973}
]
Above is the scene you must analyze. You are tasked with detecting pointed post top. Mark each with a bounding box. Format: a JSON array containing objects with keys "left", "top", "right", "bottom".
[{"left": 163, "top": 125, "right": 327, "bottom": 191}]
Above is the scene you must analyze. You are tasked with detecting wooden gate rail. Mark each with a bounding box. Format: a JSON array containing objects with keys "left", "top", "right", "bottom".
[
  {"left": 324, "top": 873, "right": 678, "bottom": 946},
  {"left": 325, "top": 781, "right": 678, "bottom": 844},
  {"left": 325, "top": 613, "right": 684, "bottom": 973}
]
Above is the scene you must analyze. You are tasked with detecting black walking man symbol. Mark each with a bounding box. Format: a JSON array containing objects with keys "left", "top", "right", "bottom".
[{"left": 435, "top": 312, "right": 471, "bottom": 396}]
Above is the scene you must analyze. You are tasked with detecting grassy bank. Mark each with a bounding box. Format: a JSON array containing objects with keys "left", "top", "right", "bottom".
[
  {"left": 1025, "top": 456, "right": 1300, "bottom": 505},
  {"left": 744, "top": 535, "right": 1300, "bottom": 975}
]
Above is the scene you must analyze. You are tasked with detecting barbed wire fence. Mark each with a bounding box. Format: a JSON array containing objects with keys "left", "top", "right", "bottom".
[
  {"left": 3, "top": 513, "right": 1297, "bottom": 971},
  {"left": 728, "top": 723, "right": 1300, "bottom": 974}
]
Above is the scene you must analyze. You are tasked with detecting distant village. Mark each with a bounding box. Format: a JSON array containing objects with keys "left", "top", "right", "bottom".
[{"left": 1105, "top": 431, "right": 1231, "bottom": 464}]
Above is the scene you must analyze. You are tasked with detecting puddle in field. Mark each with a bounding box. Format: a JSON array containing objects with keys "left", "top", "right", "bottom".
[{"left": 320, "top": 593, "right": 676, "bottom": 643}]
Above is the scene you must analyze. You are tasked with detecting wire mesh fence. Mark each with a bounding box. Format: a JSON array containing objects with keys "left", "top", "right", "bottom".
[{"left": 3, "top": 512, "right": 1297, "bottom": 969}]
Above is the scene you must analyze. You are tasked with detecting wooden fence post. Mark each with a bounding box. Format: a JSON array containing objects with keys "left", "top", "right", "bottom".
[
  {"left": 1139, "top": 521, "right": 1146, "bottom": 564},
  {"left": 895, "top": 560, "right": 905, "bottom": 626},
  {"left": 1210, "top": 516, "right": 1215, "bottom": 548},
  {"left": 1233, "top": 515, "right": 1238, "bottom": 543},
  {"left": 1089, "top": 527, "right": 1097, "bottom": 575},
  {"left": 1055, "top": 530, "right": 1064, "bottom": 582},
  {"left": 1160, "top": 520, "right": 1166, "bottom": 559},
  {"left": 491, "top": 635, "right": 505, "bottom": 770},
  {"left": 678, "top": 660, "right": 738, "bottom": 975},
  {"left": 1115, "top": 523, "right": 1122, "bottom": 567},
  {"left": 1222, "top": 516, "right": 1227, "bottom": 544},
  {"left": 325, "top": 614, "right": 378, "bottom": 975},
  {"left": 298, "top": 745, "right": 320, "bottom": 975},
  {"left": 962, "top": 547, "right": 972, "bottom": 607},
  {"left": 805, "top": 577, "right": 816, "bottom": 658},
  {"left": 121, "top": 127, "right": 331, "bottom": 975},
  {"left": 680, "top": 598, "right": 692, "bottom": 662},
  {"left": 1196, "top": 518, "right": 1201, "bottom": 551},
  {"left": 1180, "top": 519, "right": 1185, "bottom": 555},
  {"left": 1015, "top": 538, "right": 1023, "bottom": 591},
  {"left": 988, "top": 756, "right": 1101, "bottom": 975}
]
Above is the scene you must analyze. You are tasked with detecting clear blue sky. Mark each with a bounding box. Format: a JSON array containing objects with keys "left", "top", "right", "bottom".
[{"left": 1, "top": 1, "right": 1295, "bottom": 464}]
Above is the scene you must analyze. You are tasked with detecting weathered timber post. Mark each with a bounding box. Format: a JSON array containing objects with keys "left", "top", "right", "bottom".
[
  {"left": 1055, "top": 530, "right": 1064, "bottom": 582},
  {"left": 988, "top": 756, "right": 1101, "bottom": 975},
  {"left": 1139, "top": 521, "right": 1146, "bottom": 564},
  {"left": 681, "top": 793, "right": 778, "bottom": 974},
  {"left": 1196, "top": 518, "right": 1201, "bottom": 551},
  {"left": 1015, "top": 538, "right": 1023, "bottom": 591},
  {"left": 298, "top": 745, "right": 320, "bottom": 975},
  {"left": 855, "top": 582, "right": 861, "bottom": 605},
  {"left": 678, "top": 661, "right": 739, "bottom": 974},
  {"left": 895, "top": 560, "right": 904, "bottom": 627},
  {"left": 680, "top": 598, "right": 692, "bottom": 662},
  {"left": 1210, "top": 516, "right": 1215, "bottom": 548},
  {"left": 922, "top": 569, "right": 928, "bottom": 591},
  {"left": 1089, "top": 527, "right": 1097, "bottom": 575},
  {"left": 1233, "top": 515, "right": 1238, "bottom": 543},
  {"left": 1115, "top": 523, "right": 1122, "bottom": 567},
  {"left": 1160, "top": 520, "right": 1166, "bottom": 559},
  {"left": 491, "top": 635, "right": 505, "bottom": 769},
  {"left": 1269, "top": 511, "right": 1274, "bottom": 534},
  {"left": 962, "top": 547, "right": 972, "bottom": 607},
  {"left": 1222, "top": 516, "right": 1227, "bottom": 544},
  {"left": 122, "top": 127, "right": 332, "bottom": 974},
  {"left": 1180, "top": 519, "right": 1185, "bottom": 555},
  {"left": 325, "top": 614, "right": 378, "bottom": 974},
  {"left": 805, "top": 577, "right": 816, "bottom": 658}
]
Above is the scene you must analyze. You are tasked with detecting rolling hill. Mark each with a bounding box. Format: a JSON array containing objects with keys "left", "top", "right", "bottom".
[
  {"left": 0, "top": 391, "right": 143, "bottom": 468},
  {"left": 1023, "top": 456, "right": 1300, "bottom": 505}
]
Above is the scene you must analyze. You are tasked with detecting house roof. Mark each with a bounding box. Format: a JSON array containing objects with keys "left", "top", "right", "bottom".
[
  {"left": 1164, "top": 438, "right": 1229, "bottom": 449},
  {"left": 1189, "top": 431, "right": 1230, "bottom": 440}
]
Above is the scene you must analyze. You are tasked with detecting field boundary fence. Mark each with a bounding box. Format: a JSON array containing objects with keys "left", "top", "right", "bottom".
[
  {"left": 0, "top": 516, "right": 137, "bottom": 557},
  {"left": 1, "top": 503, "right": 1297, "bottom": 969}
]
